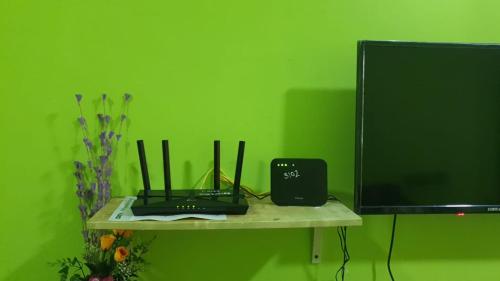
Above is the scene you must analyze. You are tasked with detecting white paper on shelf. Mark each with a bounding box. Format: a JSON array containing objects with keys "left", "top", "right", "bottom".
[{"left": 108, "top": 196, "right": 227, "bottom": 221}]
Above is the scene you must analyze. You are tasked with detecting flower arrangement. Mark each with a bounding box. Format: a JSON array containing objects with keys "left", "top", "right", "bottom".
[
  {"left": 54, "top": 93, "right": 154, "bottom": 281},
  {"left": 56, "top": 229, "right": 153, "bottom": 281}
]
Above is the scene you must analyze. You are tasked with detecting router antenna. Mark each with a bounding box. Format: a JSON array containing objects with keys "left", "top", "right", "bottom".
[
  {"left": 137, "top": 140, "right": 151, "bottom": 205},
  {"left": 162, "top": 140, "right": 172, "bottom": 200},
  {"left": 233, "top": 141, "right": 245, "bottom": 203},
  {"left": 214, "top": 140, "right": 220, "bottom": 190}
]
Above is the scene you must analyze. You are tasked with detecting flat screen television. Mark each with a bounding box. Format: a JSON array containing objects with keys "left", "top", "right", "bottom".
[{"left": 355, "top": 40, "right": 500, "bottom": 214}]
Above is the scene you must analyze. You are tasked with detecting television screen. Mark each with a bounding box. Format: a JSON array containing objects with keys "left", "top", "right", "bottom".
[{"left": 355, "top": 40, "right": 500, "bottom": 214}]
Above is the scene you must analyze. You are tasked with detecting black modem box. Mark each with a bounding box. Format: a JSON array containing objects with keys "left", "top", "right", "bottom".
[{"left": 270, "top": 158, "right": 327, "bottom": 206}]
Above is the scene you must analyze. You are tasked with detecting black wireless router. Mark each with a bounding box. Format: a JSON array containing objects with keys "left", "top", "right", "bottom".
[{"left": 131, "top": 140, "right": 249, "bottom": 215}]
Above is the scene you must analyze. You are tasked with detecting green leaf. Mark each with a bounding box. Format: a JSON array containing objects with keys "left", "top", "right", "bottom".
[
  {"left": 70, "top": 273, "right": 83, "bottom": 281},
  {"left": 85, "top": 262, "right": 98, "bottom": 273},
  {"left": 58, "top": 266, "right": 69, "bottom": 281}
]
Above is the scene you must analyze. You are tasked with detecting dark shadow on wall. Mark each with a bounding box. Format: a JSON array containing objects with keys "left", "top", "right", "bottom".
[
  {"left": 390, "top": 213, "right": 500, "bottom": 260},
  {"left": 283, "top": 88, "right": 356, "bottom": 207},
  {"left": 140, "top": 228, "right": 321, "bottom": 281},
  {"left": 4, "top": 113, "right": 87, "bottom": 280},
  {"left": 111, "top": 112, "right": 136, "bottom": 196},
  {"left": 283, "top": 89, "right": 384, "bottom": 279}
]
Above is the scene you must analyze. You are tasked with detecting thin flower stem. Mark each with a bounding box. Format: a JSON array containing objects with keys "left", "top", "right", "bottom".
[
  {"left": 102, "top": 93, "right": 107, "bottom": 118},
  {"left": 75, "top": 171, "right": 90, "bottom": 243}
]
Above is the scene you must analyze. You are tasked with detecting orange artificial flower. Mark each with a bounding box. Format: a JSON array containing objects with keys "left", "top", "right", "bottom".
[
  {"left": 113, "top": 229, "right": 133, "bottom": 238},
  {"left": 122, "top": 230, "right": 133, "bottom": 239},
  {"left": 100, "top": 234, "right": 116, "bottom": 251},
  {"left": 114, "top": 246, "right": 129, "bottom": 262}
]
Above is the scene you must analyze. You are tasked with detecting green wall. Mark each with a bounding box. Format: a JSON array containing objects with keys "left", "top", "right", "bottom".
[{"left": 2, "top": 0, "right": 500, "bottom": 280}]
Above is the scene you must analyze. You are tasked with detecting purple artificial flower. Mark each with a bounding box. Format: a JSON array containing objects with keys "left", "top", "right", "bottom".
[
  {"left": 78, "top": 204, "right": 87, "bottom": 219},
  {"left": 78, "top": 204, "right": 86, "bottom": 212},
  {"left": 76, "top": 190, "right": 84, "bottom": 198},
  {"left": 81, "top": 230, "right": 89, "bottom": 242},
  {"left": 77, "top": 117, "right": 86, "bottom": 126},
  {"left": 90, "top": 205, "right": 99, "bottom": 217},
  {"left": 97, "top": 113, "right": 104, "bottom": 124},
  {"left": 73, "top": 93, "right": 132, "bottom": 228},
  {"left": 99, "top": 131, "right": 106, "bottom": 145},
  {"left": 95, "top": 168, "right": 102, "bottom": 178},
  {"left": 106, "top": 145, "right": 112, "bottom": 156},
  {"left": 84, "top": 189, "right": 93, "bottom": 201},
  {"left": 102, "top": 181, "right": 110, "bottom": 198},
  {"left": 74, "top": 161, "right": 84, "bottom": 170},
  {"left": 97, "top": 182, "right": 104, "bottom": 201},
  {"left": 100, "top": 155, "right": 108, "bottom": 166},
  {"left": 83, "top": 137, "right": 93, "bottom": 150},
  {"left": 75, "top": 94, "right": 83, "bottom": 103}
]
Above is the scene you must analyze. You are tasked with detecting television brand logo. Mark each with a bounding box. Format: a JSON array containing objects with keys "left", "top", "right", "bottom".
[{"left": 487, "top": 207, "right": 500, "bottom": 212}]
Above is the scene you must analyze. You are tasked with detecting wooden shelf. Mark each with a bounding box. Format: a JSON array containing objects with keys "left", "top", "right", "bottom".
[
  {"left": 87, "top": 197, "right": 362, "bottom": 264},
  {"left": 87, "top": 197, "right": 362, "bottom": 231}
]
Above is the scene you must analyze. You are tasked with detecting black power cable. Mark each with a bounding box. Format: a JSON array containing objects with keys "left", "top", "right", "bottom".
[
  {"left": 335, "top": 226, "right": 350, "bottom": 281},
  {"left": 387, "top": 214, "right": 397, "bottom": 281}
]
